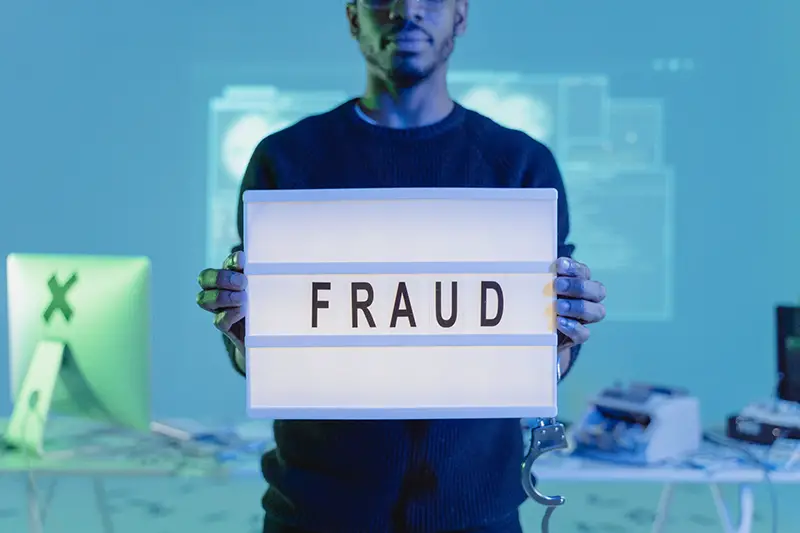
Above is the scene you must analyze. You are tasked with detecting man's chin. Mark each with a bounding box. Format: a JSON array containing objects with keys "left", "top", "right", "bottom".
[{"left": 387, "top": 61, "right": 433, "bottom": 87}]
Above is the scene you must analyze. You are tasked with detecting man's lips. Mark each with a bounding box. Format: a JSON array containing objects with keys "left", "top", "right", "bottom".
[{"left": 388, "top": 32, "right": 430, "bottom": 43}]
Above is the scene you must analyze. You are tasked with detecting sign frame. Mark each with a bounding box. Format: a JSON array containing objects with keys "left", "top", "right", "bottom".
[{"left": 243, "top": 187, "right": 559, "bottom": 420}]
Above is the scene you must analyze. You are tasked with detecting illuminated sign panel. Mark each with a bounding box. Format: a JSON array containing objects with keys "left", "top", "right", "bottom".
[{"left": 244, "top": 188, "right": 558, "bottom": 419}]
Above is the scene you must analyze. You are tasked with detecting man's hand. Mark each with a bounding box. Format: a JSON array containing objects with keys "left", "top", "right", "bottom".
[
  {"left": 196, "top": 251, "right": 247, "bottom": 355},
  {"left": 553, "top": 257, "right": 606, "bottom": 350}
]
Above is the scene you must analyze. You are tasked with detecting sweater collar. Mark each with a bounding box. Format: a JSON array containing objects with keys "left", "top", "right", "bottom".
[{"left": 341, "top": 98, "right": 467, "bottom": 140}]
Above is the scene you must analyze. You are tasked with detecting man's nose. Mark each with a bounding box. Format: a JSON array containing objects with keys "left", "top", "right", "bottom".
[{"left": 389, "top": 0, "right": 424, "bottom": 21}]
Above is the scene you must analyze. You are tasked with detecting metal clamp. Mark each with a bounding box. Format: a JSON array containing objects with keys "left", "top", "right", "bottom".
[{"left": 521, "top": 418, "right": 568, "bottom": 533}]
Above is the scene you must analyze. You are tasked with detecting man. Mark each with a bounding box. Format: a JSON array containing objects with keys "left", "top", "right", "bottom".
[{"left": 196, "top": 1, "right": 607, "bottom": 532}]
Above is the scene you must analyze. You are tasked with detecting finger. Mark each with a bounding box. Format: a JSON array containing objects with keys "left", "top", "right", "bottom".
[
  {"left": 557, "top": 317, "right": 590, "bottom": 344},
  {"left": 555, "top": 257, "right": 591, "bottom": 279},
  {"left": 557, "top": 298, "right": 606, "bottom": 324},
  {"left": 214, "top": 307, "right": 245, "bottom": 334},
  {"left": 223, "top": 251, "right": 245, "bottom": 272},
  {"left": 554, "top": 277, "right": 606, "bottom": 302},
  {"left": 197, "top": 268, "right": 246, "bottom": 291},
  {"left": 196, "top": 289, "right": 245, "bottom": 311}
]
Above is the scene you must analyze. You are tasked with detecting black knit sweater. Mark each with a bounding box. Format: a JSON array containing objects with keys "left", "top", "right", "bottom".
[{"left": 224, "top": 99, "right": 580, "bottom": 533}]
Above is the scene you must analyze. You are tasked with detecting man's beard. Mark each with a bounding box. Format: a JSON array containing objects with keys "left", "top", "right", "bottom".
[
  {"left": 362, "top": 36, "right": 455, "bottom": 89},
  {"left": 386, "top": 56, "right": 437, "bottom": 89}
]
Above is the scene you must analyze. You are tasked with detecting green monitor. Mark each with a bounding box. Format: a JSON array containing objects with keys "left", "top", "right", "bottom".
[{"left": 4, "top": 254, "right": 151, "bottom": 455}]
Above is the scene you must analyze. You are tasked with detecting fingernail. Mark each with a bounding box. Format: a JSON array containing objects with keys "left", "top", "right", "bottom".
[
  {"left": 558, "top": 300, "right": 570, "bottom": 313},
  {"left": 558, "top": 317, "right": 570, "bottom": 328},
  {"left": 231, "top": 291, "right": 243, "bottom": 302},
  {"left": 556, "top": 278, "right": 569, "bottom": 291},
  {"left": 561, "top": 257, "right": 572, "bottom": 270}
]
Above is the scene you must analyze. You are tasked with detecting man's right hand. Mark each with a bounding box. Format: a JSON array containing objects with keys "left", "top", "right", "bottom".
[{"left": 197, "top": 251, "right": 247, "bottom": 356}]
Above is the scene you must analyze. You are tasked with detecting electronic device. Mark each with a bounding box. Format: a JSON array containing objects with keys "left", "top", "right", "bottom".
[
  {"left": 3, "top": 254, "right": 151, "bottom": 456},
  {"left": 726, "top": 399, "right": 800, "bottom": 445},
  {"left": 726, "top": 306, "right": 800, "bottom": 445},
  {"left": 572, "top": 383, "right": 701, "bottom": 465},
  {"left": 777, "top": 305, "right": 800, "bottom": 403}
]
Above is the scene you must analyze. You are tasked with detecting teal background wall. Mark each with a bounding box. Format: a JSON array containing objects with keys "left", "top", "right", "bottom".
[{"left": 0, "top": 1, "right": 798, "bottom": 532}]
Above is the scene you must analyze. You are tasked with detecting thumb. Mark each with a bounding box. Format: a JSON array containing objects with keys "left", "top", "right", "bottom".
[{"left": 224, "top": 250, "right": 245, "bottom": 272}]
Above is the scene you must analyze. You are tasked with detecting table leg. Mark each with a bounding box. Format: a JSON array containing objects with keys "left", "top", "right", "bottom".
[
  {"left": 24, "top": 474, "right": 115, "bottom": 533},
  {"left": 709, "top": 483, "right": 755, "bottom": 533},
  {"left": 650, "top": 483, "right": 674, "bottom": 533},
  {"left": 92, "top": 477, "right": 116, "bottom": 533},
  {"left": 38, "top": 478, "right": 59, "bottom": 525},
  {"left": 26, "top": 473, "right": 44, "bottom": 533}
]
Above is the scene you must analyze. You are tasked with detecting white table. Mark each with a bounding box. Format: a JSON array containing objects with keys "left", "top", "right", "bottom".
[
  {"left": 0, "top": 418, "right": 244, "bottom": 533},
  {"left": 221, "top": 423, "right": 800, "bottom": 533},
  {"left": 10, "top": 418, "right": 797, "bottom": 533},
  {"left": 531, "top": 442, "right": 800, "bottom": 533}
]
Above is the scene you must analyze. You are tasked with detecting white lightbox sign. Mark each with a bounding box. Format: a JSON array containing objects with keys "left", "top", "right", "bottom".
[{"left": 243, "top": 188, "right": 559, "bottom": 420}]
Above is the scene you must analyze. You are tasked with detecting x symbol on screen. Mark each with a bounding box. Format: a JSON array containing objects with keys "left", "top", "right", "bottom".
[{"left": 43, "top": 273, "right": 78, "bottom": 323}]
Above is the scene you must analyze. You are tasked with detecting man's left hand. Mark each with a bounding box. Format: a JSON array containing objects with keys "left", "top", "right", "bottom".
[{"left": 554, "top": 257, "right": 606, "bottom": 350}]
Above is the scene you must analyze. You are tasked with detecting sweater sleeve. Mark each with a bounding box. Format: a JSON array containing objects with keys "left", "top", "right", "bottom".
[
  {"left": 527, "top": 143, "right": 582, "bottom": 382},
  {"left": 223, "top": 140, "right": 277, "bottom": 377}
]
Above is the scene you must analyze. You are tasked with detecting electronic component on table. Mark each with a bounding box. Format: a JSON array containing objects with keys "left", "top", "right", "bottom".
[
  {"left": 572, "top": 383, "right": 701, "bottom": 465},
  {"left": 726, "top": 306, "right": 800, "bottom": 445},
  {"left": 777, "top": 305, "right": 800, "bottom": 404},
  {"left": 726, "top": 399, "right": 800, "bottom": 445}
]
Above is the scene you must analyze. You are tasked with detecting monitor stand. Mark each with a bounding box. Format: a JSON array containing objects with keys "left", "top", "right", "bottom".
[
  {"left": 2, "top": 340, "right": 118, "bottom": 533},
  {"left": 3, "top": 340, "right": 68, "bottom": 456}
]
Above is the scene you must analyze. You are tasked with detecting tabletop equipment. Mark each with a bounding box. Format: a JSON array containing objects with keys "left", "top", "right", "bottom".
[{"left": 572, "top": 383, "right": 702, "bottom": 465}]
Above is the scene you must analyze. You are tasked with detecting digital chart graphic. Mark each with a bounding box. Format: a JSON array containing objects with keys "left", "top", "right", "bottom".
[
  {"left": 206, "top": 86, "right": 348, "bottom": 266},
  {"left": 206, "top": 72, "right": 674, "bottom": 321}
]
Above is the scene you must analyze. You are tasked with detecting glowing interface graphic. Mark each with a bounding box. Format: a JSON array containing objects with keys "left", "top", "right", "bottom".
[
  {"left": 207, "top": 73, "right": 673, "bottom": 321},
  {"left": 221, "top": 114, "right": 283, "bottom": 179},
  {"left": 206, "top": 86, "right": 347, "bottom": 267},
  {"left": 460, "top": 87, "right": 554, "bottom": 144}
]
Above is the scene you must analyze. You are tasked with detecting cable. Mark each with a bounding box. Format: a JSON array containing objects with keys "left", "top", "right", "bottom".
[{"left": 702, "top": 432, "right": 778, "bottom": 533}]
